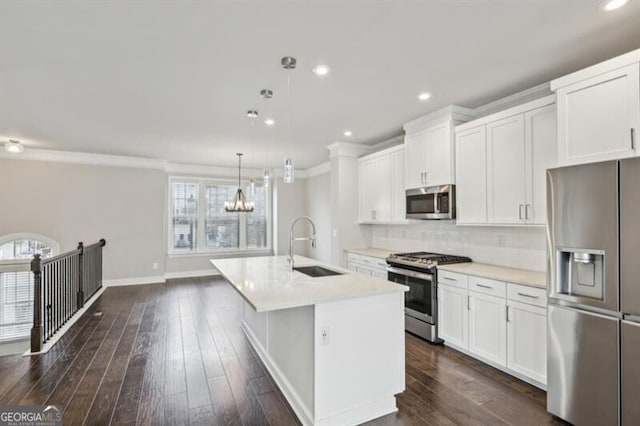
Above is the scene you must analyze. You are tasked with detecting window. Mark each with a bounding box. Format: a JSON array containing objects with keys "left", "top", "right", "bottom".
[
  {"left": 0, "top": 234, "right": 58, "bottom": 341},
  {"left": 169, "top": 178, "right": 271, "bottom": 254}
]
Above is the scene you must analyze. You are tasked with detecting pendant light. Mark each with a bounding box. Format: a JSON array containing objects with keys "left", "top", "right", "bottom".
[
  {"left": 225, "top": 153, "right": 255, "bottom": 213},
  {"left": 260, "top": 89, "right": 274, "bottom": 188},
  {"left": 282, "top": 56, "right": 296, "bottom": 183}
]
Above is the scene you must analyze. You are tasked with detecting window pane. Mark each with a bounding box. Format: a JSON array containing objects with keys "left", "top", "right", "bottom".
[
  {"left": 0, "top": 240, "right": 52, "bottom": 260},
  {"left": 247, "top": 186, "right": 268, "bottom": 248},
  {"left": 0, "top": 271, "right": 33, "bottom": 340},
  {"left": 172, "top": 182, "right": 198, "bottom": 251},
  {"left": 205, "top": 184, "right": 240, "bottom": 249}
]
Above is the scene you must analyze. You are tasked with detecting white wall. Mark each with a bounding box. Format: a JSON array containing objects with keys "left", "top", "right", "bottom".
[
  {"left": 0, "top": 158, "right": 166, "bottom": 280},
  {"left": 274, "top": 178, "right": 307, "bottom": 256},
  {"left": 303, "top": 172, "right": 331, "bottom": 264},
  {"left": 361, "top": 222, "right": 546, "bottom": 272}
]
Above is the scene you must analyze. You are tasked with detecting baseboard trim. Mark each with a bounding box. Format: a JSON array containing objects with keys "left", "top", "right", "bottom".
[
  {"left": 25, "top": 286, "right": 106, "bottom": 356},
  {"left": 103, "top": 275, "right": 166, "bottom": 287},
  {"left": 164, "top": 269, "right": 220, "bottom": 280}
]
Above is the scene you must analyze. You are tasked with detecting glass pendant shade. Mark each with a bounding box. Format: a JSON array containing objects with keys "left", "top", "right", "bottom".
[
  {"left": 225, "top": 153, "right": 254, "bottom": 213},
  {"left": 263, "top": 170, "right": 270, "bottom": 188},
  {"left": 249, "top": 178, "right": 256, "bottom": 198},
  {"left": 283, "top": 158, "right": 294, "bottom": 183}
]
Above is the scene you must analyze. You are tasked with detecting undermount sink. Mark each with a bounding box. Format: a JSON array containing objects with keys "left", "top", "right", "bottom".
[{"left": 294, "top": 265, "right": 344, "bottom": 278}]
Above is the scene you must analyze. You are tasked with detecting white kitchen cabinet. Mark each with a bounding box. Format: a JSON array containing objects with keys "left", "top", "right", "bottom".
[
  {"left": 486, "top": 114, "right": 526, "bottom": 224},
  {"left": 468, "top": 290, "right": 507, "bottom": 366},
  {"left": 437, "top": 270, "right": 547, "bottom": 387},
  {"left": 455, "top": 126, "right": 487, "bottom": 224},
  {"left": 404, "top": 106, "right": 474, "bottom": 190},
  {"left": 456, "top": 96, "right": 556, "bottom": 226},
  {"left": 358, "top": 146, "right": 402, "bottom": 223},
  {"left": 507, "top": 299, "right": 547, "bottom": 385},
  {"left": 345, "top": 252, "right": 388, "bottom": 279},
  {"left": 437, "top": 283, "right": 469, "bottom": 350},
  {"left": 552, "top": 54, "right": 640, "bottom": 166}
]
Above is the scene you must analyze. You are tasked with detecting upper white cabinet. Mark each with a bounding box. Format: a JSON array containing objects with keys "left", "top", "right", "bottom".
[
  {"left": 455, "top": 126, "right": 487, "bottom": 224},
  {"left": 551, "top": 49, "right": 640, "bottom": 166},
  {"left": 403, "top": 106, "right": 474, "bottom": 190},
  {"left": 455, "top": 96, "right": 557, "bottom": 226},
  {"left": 358, "top": 145, "right": 405, "bottom": 223}
]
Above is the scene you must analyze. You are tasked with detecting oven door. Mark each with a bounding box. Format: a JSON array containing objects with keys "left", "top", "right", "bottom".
[{"left": 387, "top": 265, "right": 434, "bottom": 324}]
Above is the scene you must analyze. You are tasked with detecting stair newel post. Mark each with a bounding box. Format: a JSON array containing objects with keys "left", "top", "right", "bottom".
[
  {"left": 77, "top": 242, "right": 84, "bottom": 309},
  {"left": 30, "top": 254, "right": 43, "bottom": 353}
]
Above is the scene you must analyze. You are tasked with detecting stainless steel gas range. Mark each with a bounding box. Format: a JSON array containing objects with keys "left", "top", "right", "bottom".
[{"left": 386, "top": 251, "right": 471, "bottom": 343}]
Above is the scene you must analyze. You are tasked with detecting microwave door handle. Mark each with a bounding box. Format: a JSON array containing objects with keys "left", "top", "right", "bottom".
[{"left": 434, "top": 193, "right": 439, "bottom": 213}]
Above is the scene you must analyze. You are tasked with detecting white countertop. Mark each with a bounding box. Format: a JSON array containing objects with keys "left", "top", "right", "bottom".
[
  {"left": 345, "top": 247, "right": 394, "bottom": 259},
  {"left": 438, "top": 262, "right": 546, "bottom": 289},
  {"left": 211, "top": 255, "right": 407, "bottom": 312}
]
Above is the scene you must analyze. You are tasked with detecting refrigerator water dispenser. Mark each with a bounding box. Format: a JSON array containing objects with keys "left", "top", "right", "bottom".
[{"left": 556, "top": 249, "right": 605, "bottom": 300}]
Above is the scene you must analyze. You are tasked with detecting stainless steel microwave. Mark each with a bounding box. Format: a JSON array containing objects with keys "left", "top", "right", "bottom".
[{"left": 406, "top": 185, "right": 456, "bottom": 220}]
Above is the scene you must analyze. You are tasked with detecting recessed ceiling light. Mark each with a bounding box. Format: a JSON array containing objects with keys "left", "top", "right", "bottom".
[
  {"left": 600, "top": 0, "right": 628, "bottom": 10},
  {"left": 247, "top": 110, "right": 258, "bottom": 118},
  {"left": 264, "top": 118, "right": 275, "bottom": 126},
  {"left": 312, "top": 65, "right": 331, "bottom": 76},
  {"left": 418, "top": 92, "right": 431, "bottom": 101},
  {"left": 343, "top": 130, "right": 353, "bottom": 137},
  {"left": 4, "top": 140, "right": 24, "bottom": 153}
]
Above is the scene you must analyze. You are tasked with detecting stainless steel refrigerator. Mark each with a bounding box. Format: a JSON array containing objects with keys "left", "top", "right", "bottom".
[{"left": 547, "top": 158, "right": 640, "bottom": 425}]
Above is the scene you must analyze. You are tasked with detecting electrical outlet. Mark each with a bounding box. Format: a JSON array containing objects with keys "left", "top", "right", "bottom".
[
  {"left": 153, "top": 262, "right": 159, "bottom": 270},
  {"left": 320, "top": 327, "right": 330, "bottom": 345},
  {"left": 332, "top": 228, "right": 337, "bottom": 237}
]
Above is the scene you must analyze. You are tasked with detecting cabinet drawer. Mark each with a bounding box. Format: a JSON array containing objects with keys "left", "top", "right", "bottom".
[
  {"left": 468, "top": 275, "right": 506, "bottom": 297},
  {"left": 507, "top": 283, "right": 547, "bottom": 307},
  {"left": 438, "top": 270, "right": 468, "bottom": 289}
]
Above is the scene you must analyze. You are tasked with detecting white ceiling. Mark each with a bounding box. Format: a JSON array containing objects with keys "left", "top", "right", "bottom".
[{"left": 1, "top": 1, "right": 640, "bottom": 169}]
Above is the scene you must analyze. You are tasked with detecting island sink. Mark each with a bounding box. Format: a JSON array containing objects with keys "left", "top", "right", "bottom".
[{"left": 294, "top": 265, "right": 343, "bottom": 277}]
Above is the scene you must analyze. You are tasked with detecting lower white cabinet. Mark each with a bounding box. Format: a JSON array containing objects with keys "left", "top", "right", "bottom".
[
  {"left": 438, "top": 284, "right": 469, "bottom": 349},
  {"left": 468, "top": 291, "right": 507, "bottom": 366},
  {"left": 438, "top": 272, "right": 547, "bottom": 387},
  {"left": 507, "top": 300, "right": 547, "bottom": 384},
  {"left": 345, "top": 252, "right": 388, "bottom": 279}
]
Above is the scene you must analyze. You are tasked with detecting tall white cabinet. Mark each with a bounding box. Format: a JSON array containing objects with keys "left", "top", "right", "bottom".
[
  {"left": 358, "top": 145, "right": 406, "bottom": 223},
  {"left": 455, "top": 96, "right": 557, "bottom": 226},
  {"left": 403, "top": 106, "right": 474, "bottom": 190},
  {"left": 551, "top": 49, "right": 640, "bottom": 166}
]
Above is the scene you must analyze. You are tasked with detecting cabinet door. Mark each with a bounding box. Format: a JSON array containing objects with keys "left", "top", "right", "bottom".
[
  {"left": 358, "top": 158, "right": 376, "bottom": 221},
  {"left": 405, "top": 130, "right": 429, "bottom": 189},
  {"left": 374, "top": 155, "right": 391, "bottom": 221},
  {"left": 556, "top": 63, "right": 640, "bottom": 165},
  {"left": 468, "top": 291, "right": 507, "bottom": 366},
  {"left": 524, "top": 104, "right": 557, "bottom": 225},
  {"left": 507, "top": 300, "right": 547, "bottom": 385},
  {"left": 425, "top": 121, "right": 453, "bottom": 186},
  {"left": 455, "top": 126, "right": 487, "bottom": 224},
  {"left": 486, "top": 115, "right": 526, "bottom": 224},
  {"left": 390, "top": 149, "right": 406, "bottom": 222},
  {"left": 437, "top": 284, "right": 469, "bottom": 350}
]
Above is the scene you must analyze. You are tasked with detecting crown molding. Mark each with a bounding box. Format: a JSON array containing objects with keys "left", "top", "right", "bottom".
[
  {"left": 304, "top": 161, "right": 330, "bottom": 177},
  {"left": 472, "top": 82, "right": 553, "bottom": 118},
  {"left": 0, "top": 148, "right": 166, "bottom": 170},
  {"left": 403, "top": 105, "right": 475, "bottom": 134},
  {"left": 327, "top": 142, "right": 372, "bottom": 158}
]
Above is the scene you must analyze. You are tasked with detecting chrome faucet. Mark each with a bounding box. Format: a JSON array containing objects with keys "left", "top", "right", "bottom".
[{"left": 288, "top": 216, "right": 317, "bottom": 271}]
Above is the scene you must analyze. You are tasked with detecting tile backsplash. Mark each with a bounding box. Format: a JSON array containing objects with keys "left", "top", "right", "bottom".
[{"left": 361, "top": 222, "right": 547, "bottom": 272}]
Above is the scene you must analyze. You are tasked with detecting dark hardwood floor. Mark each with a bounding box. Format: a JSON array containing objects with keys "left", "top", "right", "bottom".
[{"left": 0, "top": 277, "right": 560, "bottom": 425}]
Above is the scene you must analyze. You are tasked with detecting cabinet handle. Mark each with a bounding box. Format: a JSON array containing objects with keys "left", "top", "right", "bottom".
[
  {"left": 506, "top": 305, "right": 510, "bottom": 322},
  {"left": 519, "top": 204, "right": 524, "bottom": 220},
  {"left": 442, "top": 276, "right": 457, "bottom": 282},
  {"left": 476, "top": 283, "right": 493, "bottom": 289},
  {"left": 632, "top": 128, "right": 636, "bottom": 150},
  {"left": 517, "top": 292, "right": 539, "bottom": 299},
  {"left": 467, "top": 295, "right": 471, "bottom": 311},
  {"left": 526, "top": 204, "right": 531, "bottom": 220}
]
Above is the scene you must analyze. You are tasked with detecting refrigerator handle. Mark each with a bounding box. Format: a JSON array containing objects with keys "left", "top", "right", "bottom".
[{"left": 632, "top": 128, "right": 636, "bottom": 150}]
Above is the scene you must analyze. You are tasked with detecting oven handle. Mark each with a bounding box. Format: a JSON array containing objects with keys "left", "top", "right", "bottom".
[{"left": 386, "top": 266, "right": 433, "bottom": 281}]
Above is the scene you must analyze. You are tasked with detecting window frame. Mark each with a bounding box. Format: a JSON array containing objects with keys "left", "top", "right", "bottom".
[{"left": 167, "top": 176, "right": 273, "bottom": 256}]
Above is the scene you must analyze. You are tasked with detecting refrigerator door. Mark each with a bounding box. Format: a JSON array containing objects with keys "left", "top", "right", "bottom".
[
  {"left": 622, "top": 320, "right": 640, "bottom": 425},
  {"left": 547, "top": 161, "right": 619, "bottom": 312},
  {"left": 547, "top": 304, "right": 619, "bottom": 426},
  {"left": 621, "top": 157, "right": 640, "bottom": 317}
]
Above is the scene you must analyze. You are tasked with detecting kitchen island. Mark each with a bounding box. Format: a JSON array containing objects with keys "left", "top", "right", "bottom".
[{"left": 211, "top": 255, "right": 407, "bottom": 426}]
